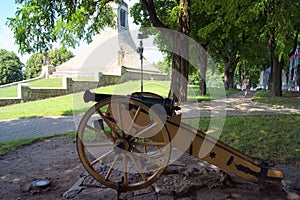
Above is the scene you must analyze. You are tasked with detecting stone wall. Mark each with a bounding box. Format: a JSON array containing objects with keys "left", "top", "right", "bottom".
[
  {"left": 0, "top": 74, "right": 121, "bottom": 107},
  {"left": 0, "top": 70, "right": 166, "bottom": 107},
  {"left": 0, "top": 98, "right": 22, "bottom": 107},
  {"left": 120, "top": 67, "right": 167, "bottom": 82}
]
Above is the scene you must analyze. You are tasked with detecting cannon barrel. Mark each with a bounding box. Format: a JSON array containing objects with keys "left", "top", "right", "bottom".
[{"left": 83, "top": 90, "right": 176, "bottom": 116}]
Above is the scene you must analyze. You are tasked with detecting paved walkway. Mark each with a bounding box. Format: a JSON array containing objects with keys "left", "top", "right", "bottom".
[
  {"left": 1, "top": 91, "right": 300, "bottom": 142},
  {"left": 0, "top": 116, "right": 76, "bottom": 142},
  {"left": 180, "top": 91, "right": 300, "bottom": 118}
]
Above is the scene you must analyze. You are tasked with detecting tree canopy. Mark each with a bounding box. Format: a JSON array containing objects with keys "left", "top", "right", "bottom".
[
  {"left": 0, "top": 49, "right": 23, "bottom": 85},
  {"left": 6, "top": 0, "right": 300, "bottom": 98},
  {"left": 24, "top": 47, "right": 74, "bottom": 79},
  {"left": 6, "top": 0, "right": 115, "bottom": 55}
]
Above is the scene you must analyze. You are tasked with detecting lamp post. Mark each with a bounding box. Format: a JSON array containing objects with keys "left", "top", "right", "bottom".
[{"left": 137, "top": 33, "right": 144, "bottom": 93}]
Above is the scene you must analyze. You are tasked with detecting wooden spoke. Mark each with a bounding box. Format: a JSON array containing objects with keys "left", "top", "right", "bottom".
[
  {"left": 132, "top": 147, "right": 161, "bottom": 167},
  {"left": 105, "top": 155, "right": 119, "bottom": 181},
  {"left": 84, "top": 142, "right": 113, "bottom": 147},
  {"left": 144, "top": 140, "right": 147, "bottom": 154},
  {"left": 132, "top": 141, "right": 167, "bottom": 146},
  {"left": 123, "top": 154, "right": 128, "bottom": 186},
  {"left": 96, "top": 109, "right": 118, "bottom": 138},
  {"left": 116, "top": 103, "right": 124, "bottom": 136},
  {"left": 155, "top": 146, "right": 162, "bottom": 152},
  {"left": 86, "top": 124, "right": 114, "bottom": 141},
  {"left": 129, "top": 122, "right": 158, "bottom": 142},
  {"left": 90, "top": 149, "right": 114, "bottom": 166},
  {"left": 128, "top": 107, "right": 141, "bottom": 134},
  {"left": 128, "top": 154, "right": 148, "bottom": 182}
]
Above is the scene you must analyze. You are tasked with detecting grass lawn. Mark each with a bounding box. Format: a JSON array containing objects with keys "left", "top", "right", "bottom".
[
  {"left": 0, "top": 80, "right": 238, "bottom": 120},
  {"left": 0, "top": 85, "right": 18, "bottom": 98},
  {"left": 0, "top": 78, "right": 62, "bottom": 98},
  {"left": 183, "top": 114, "right": 300, "bottom": 167},
  {"left": 254, "top": 90, "right": 300, "bottom": 109}
]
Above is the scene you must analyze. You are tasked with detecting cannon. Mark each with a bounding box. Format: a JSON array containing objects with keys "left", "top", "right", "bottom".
[{"left": 76, "top": 90, "right": 284, "bottom": 192}]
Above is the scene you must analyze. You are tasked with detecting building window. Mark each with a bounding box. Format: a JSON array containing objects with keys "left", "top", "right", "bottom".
[{"left": 120, "top": 9, "right": 126, "bottom": 28}]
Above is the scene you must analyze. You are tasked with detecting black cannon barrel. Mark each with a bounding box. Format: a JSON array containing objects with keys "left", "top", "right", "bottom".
[
  {"left": 83, "top": 90, "right": 115, "bottom": 103},
  {"left": 83, "top": 90, "right": 176, "bottom": 116}
]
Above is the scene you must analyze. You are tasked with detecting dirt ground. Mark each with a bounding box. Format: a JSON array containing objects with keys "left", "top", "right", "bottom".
[
  {"left": 0, "top": 136, "right": 84, "bottom": 200},
  {"left": 0, "top": 136, "right": 299, "bottom": 200}
]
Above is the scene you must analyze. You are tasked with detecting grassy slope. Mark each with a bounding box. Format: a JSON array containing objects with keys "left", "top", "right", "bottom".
[{"left": 0, "top": 78, "right": 62, "bottom": 98}]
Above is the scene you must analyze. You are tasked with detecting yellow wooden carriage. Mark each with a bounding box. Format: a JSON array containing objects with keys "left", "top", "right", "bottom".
[{"left": 76, "top": 90, "right": 284, "bottom": 192}]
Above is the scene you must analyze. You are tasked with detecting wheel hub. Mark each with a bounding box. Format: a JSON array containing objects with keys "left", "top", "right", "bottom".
[{"left": 114, "top": 138, "right": 130, "bottom": 152}]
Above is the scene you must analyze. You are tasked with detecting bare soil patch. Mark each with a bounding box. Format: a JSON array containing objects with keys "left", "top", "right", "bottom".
[{"left": 0, "top": 136, "right": 84, "bottom": 200}]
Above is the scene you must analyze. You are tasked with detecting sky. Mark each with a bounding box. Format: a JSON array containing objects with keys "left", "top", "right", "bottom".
[
  {"left": 0, "top": 1, "right": 163, "bottom": 64},
  {"left": 0, "top": 1, "right": 24, "bottom": 60}
]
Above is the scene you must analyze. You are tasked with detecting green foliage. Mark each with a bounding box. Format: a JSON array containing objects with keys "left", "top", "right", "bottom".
[
  {"left": 6, "top": 0, "right": 116, "bottom": 54},
  {"left": 24, "top": 53, "right": 43, "bottom": 79},
  {"left": 24, "top": 48, "right": 74, "bottom": 78},
  {"left": 130, "top": 1, "right": 177, "bottom": 29},
  {"left": 49, "top": 47, "right": 74, "bottom": 67},
  {"left": 0, "top": 49, "right": 24, "bottom": 85},
  {"left": 153, "top": 54, "right": 171, "bottom": 78}
]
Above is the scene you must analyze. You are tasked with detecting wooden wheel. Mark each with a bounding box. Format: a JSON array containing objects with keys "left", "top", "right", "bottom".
[{"left": 76, "top": 96, "right": 171, "bottom": 191}]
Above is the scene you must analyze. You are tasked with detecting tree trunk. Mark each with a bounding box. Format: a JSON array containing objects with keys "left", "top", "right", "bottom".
[
  {"left": 224, "top": 69, "right": 235, "bottom": 90},
  {"left": 297, "top": 64, "right": 300, "bottom": 92},
  {"left": 238, "top": 64, "right": 242, "bottom": 88},
  {"left": 198, "top": 45, "right": 207, "bottom": 95},
  {"left": 142, "top": 0, "right": 190, "bottom": 102},
  {"left": 269, "top": 26, "right": 282, "bottom": 96},
  {"left": 169, "top": 39, "right": 189, "bottom": 102},
  {"left": 272, "top": 57, "right": 283, "bottom": 96},
  {"left": 168, "top": 0, "right": 190, "bottom": 102},
  {"left": 222, "top": 52, "right": 238, "bottom": 90},
  {"left": 199, "top": 73, "right": 207, "bottom": 95}
]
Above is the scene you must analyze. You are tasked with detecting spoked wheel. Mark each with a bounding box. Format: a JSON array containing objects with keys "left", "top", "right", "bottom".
[{"left": 76, "top": 96, "right": 171, "bottom": 191}]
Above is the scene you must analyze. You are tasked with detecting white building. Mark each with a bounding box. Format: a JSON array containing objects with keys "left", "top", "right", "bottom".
[{"left": 50, "top": 0, "right": 164, "bottom": 81}]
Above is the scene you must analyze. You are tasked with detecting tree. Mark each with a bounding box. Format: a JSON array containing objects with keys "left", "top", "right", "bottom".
[
  {"left": 0, "top": 49, "right": 23, "bottom": 85},
  {"left": 6, "top": 0, "right": 115, "bottom": 55},
  {"left": 24, "top": 48, "right": 74, "bottom": 78},
  {"left": 132, "top": 0, "right": 191, "bottom": 102},
  {"left": 236, "top": 0, "right": 300, "bottom": 96},
  {"left": 49, "top": 47, "right": 74, "bottom": 67},
  {"left": 24, "top": 53, "right": 43, "bottom": 79}
]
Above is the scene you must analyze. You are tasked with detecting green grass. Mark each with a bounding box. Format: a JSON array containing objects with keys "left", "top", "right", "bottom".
[
  {"left": 183, "top": 114, "right": 300, "bottom": 167},
  {"left": 0, "top": 85, "right": 18, "bottom": 98},
  {"left": 0, "top": 131, "right": 76, "bottom": 157},
  {"left": 95, "top": 80, "right": 170, "bottom": 97},
  {"left": 28, "top": 78, "right": 62, "bottom": 88},
  {"left": 0, "top": 78, "right": 62, "bottom": 98},
  {"left": 188, "top": 85, "right": 239, "bottom": 102},
  {"left": 254, "top": 90, "right": 300, "bottom": 109},
  {"left": 0, "top": 80, "right": 237, "bottom": 120}
]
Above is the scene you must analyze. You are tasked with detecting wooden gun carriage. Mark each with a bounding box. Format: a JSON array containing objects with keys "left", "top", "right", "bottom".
[{"left": 76, "top": 90, "right": 284, "bottom": 192}]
